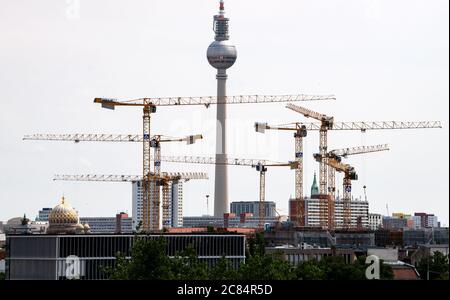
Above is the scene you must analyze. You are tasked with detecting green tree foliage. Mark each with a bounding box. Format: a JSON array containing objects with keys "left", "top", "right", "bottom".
[
  {"left": 247, "top": 232, "right": 265, "bottom": 258},
  {"left": 110, "top": 237, "right": 174, "bottom": 280},
  {"left": 0, "top": 272, "right": 5, "bottom": 280},
  {"left": 293, "top": 260, "right": 326, "bottom": 280},
  {"left": 238, "top": 253, "right": 294, "bottom": 280},
  {"left": 417, "top": 251, "right": 449, "bottom": 280},
  {"left": 209, "top": 257, "right": 239, "bottom": 280},
  {"left": 170, "top": 246, "right": 210, "bottom": 280}
]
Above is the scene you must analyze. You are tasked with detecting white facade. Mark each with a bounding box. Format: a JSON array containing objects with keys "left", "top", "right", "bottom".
[
  {"left": 427, "top": 215, "right": 439, "bottom": 228},
  {"left": 169, "top": 181, "right": 183, "bottom": 228},
  {"left": 132, "top": 180, "right": 183, "bottom": 230},
  {"left": 305, "top": 197, "right": 369, "bottom": 229},
  {"left": 369, "top": 213, "right": 383, "bottom": 230},
  {"left": 412, "top": 214, "right": 439, "bottom": 229},
  {"left": 413, "top": 216, "right": 422, "bottom": 229}
]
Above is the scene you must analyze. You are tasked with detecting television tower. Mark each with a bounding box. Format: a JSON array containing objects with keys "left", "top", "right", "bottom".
[{"left": 207, "top": 0, "right": 237, "bottom": 217}]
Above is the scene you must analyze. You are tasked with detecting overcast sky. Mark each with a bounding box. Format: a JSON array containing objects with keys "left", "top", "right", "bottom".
[{"left": 0, "top": 0, "right": 448, "bottom": 225}]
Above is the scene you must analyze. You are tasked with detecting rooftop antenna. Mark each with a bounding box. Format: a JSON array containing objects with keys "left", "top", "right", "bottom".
[{"left": 363, "top": 185, "right": 367, "bottom": 202}]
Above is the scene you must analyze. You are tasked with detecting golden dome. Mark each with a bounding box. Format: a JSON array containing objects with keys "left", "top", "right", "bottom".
[{"left": 48, "top": 196, "right": 79, "bottom": 225}]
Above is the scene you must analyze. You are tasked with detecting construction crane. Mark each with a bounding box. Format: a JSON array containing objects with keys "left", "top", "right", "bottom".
[
  {"left": 53, "top": 172, "right": 209, "bottom": 182},
  {"left": 272, "top": 207, "right": 286, "bottom": 223},
  {"left": 315, "top": 144, "right": 389, "bottom": 229},
  {"left": 94, "top": 95, "right": 334, "bottom": 231},
  {"left": 54, "top": 172, "right": 208, "bottom": 229},
  {"left": 93, "top": 94, "right": 334, "bottom": 232},
  {"left": 314, "top": 153, "right": 356, "bottom": 229},
  {"left": 144, "top": 154, "right": 296, "bottom": 229},
  {"left": 256, "top": 120, "right": 441, "bottom": 228},
  {"left": 286, "top": 104, "right": 334, "bottom": 198},
  {"left": 24, "top": 132, "right": 202, "bottom": 232},
  {"left": 156, "top": 155, "right": 299, "bottom": 228},
  {"left": 327, "top": 144, "right": 389, "bottom": 202},
  {"left": 253, "top": 161, "right": 299, "bottom": 229},
  {"left": 24, "top": 121, "right": 441, "bottom": 143},
  {"left": 255, "top": 122, "right": 307, "bottom": 226},
  {"left": 150, "top": 134, "right": 202, "bottom": 230}
]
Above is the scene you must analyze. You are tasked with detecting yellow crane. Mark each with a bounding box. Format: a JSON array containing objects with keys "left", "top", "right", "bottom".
[
  {"left": 150, "top": 134, "right": 202, "bottom": 229},
  {"left": 53, "top": 172, "right": 208, "bottom": 229},
  {"left": 93, "top": 94, "right": 334, "bottom": 231},
  {"left": 253, "top": 161, "right": 299, "bottom": 229},
  {"left": 313, "top": 153, "right": 356, "bottom": 229},
  {"left": 256, "top": 120, "right": 441, "bottom": 228},
  {"left": 285, "top": 104, "right": 334, "bottom": 199},
  {"left": 313, "top": 144, "right": 389, "bottom": 229},
  {"left": 146, "top": 154, "right": 297, "bottom": 230},
  {"left": 255, "top": 122, "right": 307, "bottom": 226},
  {"left": 94, "top": 94, "right": 336, "bottom": 231},
  {"left": 326, "top": 144, "right": 389, "bottom": 203},
  {"left": 272, "top": 207, "right": 286, "bottom": 223},
  {"left": 70, "top": 156, "right": 295, "bottom": 230},
  {"left": 24, "top": 132, "right": 202, "bottom": 232}
]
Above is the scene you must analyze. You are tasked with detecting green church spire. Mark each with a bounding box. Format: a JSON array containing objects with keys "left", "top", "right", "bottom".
[{"left": 311, "top": 172, "right": 319, "bottom": 196}]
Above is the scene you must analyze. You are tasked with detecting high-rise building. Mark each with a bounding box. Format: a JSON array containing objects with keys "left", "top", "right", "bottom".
[
  {"left": 207, "top": 0, "right": 237, "bottom": 217},
  {"left": 382, "top": 216, "right": 408, "bottom": 229},
  {"left": 230, "top": 201, "right": 276, "bottom": 218},
  {"left": 369, "top": 213, "right": 383, "bottom": 230},
  {"left": 35, "top": 208, "right": 53, "bottom": 221},
  {"left": 165, "top": 181, "right": 183, "bottom": 228},
  {"left": 132, "top": 180, "right": 183, "bottom": 230},
  {"left": 303, "top": 197, "right": 369, "bottom": 229},
  {"left": 289, "top": 173, "right": 369, "bottom": 229},
  {"left": 413, "top": 212, "right": 439, "bottom": 228}
]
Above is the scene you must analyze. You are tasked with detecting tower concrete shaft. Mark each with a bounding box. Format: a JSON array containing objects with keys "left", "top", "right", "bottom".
[{"left": 214, "top": 69, "right": 229, "bottom": 217}]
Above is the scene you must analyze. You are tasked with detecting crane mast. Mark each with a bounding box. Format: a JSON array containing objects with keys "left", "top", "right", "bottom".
[
  {"left": 285, "top": 104, "right": 334, "bottom": 228},
  {"left": 142, "top": 105, "right": 154, "bottom": 231},
  {"left": 327, "top": 144, "right": 390, "bottom": 203},
  {"left": 253, "top": 161, "right": 299, "bottom": 229},
  {"left": 255, "top": 122, "right": 307, "bottom": 226},
  {"left": 314, "top": 144, "right": 388, "bottom": 229}
]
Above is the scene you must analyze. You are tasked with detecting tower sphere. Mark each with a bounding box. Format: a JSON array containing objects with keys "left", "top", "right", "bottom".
[{"left": 207, "top": 40, "right": 237, "bottom": 70}]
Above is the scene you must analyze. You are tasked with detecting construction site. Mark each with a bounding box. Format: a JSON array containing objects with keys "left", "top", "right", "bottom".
[
  {"left": 21, "top": 0, "right": 443, "bottom": 235},
  {"left": 2, "top": 0, "right": 448, "bottom": 282}
]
